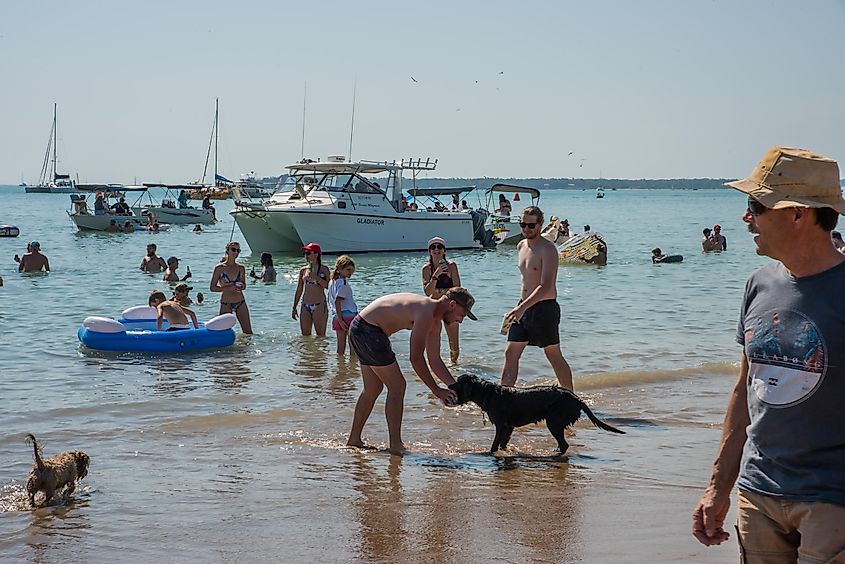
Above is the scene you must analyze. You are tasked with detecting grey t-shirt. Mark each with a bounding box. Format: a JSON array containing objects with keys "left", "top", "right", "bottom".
[{"left": 736, "top": 260, "right": 845, "bottom": 506}]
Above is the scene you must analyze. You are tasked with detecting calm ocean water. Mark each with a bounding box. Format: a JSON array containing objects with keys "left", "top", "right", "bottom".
[{"left": 0, "top": 186, "right": 755, "bottom": 562}]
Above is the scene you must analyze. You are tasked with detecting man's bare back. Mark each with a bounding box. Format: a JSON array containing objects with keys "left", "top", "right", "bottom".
[
  {"left": 19, "top": 252, "right": 49, "bottom": 273},
  {"left": 156, "top": 300, "right": 198, "bottom": 330},
  {"left": 358, "top": 292, "right": 440, "bottom": 336}
]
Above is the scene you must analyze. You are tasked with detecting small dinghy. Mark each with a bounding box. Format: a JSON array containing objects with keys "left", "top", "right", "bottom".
[
  {"left": 78, "top": 306, "right": 237, "bottom": 352},
  {"left": 0, "top": 225, "right": 20, "bottom": 237}
]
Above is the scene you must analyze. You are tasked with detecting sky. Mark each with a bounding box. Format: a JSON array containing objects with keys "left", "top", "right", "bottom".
[{"left": 2, "top": 0, "right": 844, "bottom": 183}]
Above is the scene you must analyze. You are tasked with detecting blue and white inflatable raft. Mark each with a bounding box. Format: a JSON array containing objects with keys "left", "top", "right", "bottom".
[{"left": 78, "top": 306, "right": 237, "bottom": 352}]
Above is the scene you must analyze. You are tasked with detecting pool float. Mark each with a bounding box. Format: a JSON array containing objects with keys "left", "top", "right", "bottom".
[
  {"left": 78, "top": 305, "right": 237, "bottom": 352},
  {"left": 0, "top": 225, "right": 20, "bottom": 237},
  {"left": 654, "top": 254, "right": 684, "bottom": 263}
]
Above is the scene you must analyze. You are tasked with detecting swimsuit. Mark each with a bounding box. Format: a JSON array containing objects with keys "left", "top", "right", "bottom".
[
  {"left": 435, "top": 272, "right": 454, "bottom": 290},
  {"left": 349, "top": 316, "right": 396, "bottom": 366},
  {"left": 221, "top": 269, "right": 242, "bottom": 284},
  {"left": 507, "top": 299, "right": 561, "bottom": 348},
  {"left": 301, "top": 302, "right": 323, "bottom": 314},
  {"left": 166, "top": 324, "right": 190, "bottom": 331},
  {"left": 221, "top": 300, "right": 245, "bottom": 312}
]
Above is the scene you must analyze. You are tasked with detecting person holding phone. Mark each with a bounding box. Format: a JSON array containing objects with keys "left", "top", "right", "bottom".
[{"left": 422, "top": 236, "right": 463, "bottom": 364}]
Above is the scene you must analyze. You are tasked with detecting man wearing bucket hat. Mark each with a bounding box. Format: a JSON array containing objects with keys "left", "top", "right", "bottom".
[
  {"left": 693, "top": 147, "right": 845, "bottom": 560},
  {"left": 346, "top": 287, "right": 477, "bottom": 455},
  {"left": 18, "top": 241, "right": 50, "bottom": 273}
]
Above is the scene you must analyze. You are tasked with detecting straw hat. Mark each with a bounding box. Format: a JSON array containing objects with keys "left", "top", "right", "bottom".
[{"left": 725, "top": 146, "right": 845, "bottom": 214}]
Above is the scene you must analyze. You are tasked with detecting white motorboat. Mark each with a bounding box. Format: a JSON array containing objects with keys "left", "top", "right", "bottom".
[
  {"left": 484, "top": 183, "right": 541, "bottom": 244},
  {"left": 67, "top": 189, "right": 148, "bottom": 231},
  {"left": 232, "top": 171, "right": 273, "bottom": 200},
  {"left": 26, "top": 104, "right": 77, "bottom": 194},
  {"left": 135, "top": 184, "right": 216, "bottom": 225},
  {"left": 596, "top": 187, "right": 605, "bottom": 199},
  {"left": 232, "top": 157, "right": 486, "bottom": 254}
]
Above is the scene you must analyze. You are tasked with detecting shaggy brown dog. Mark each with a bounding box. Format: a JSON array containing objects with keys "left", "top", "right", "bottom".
[
  {"left": 449, "top": 374, "right": 625, "bottom": 454},
  {"left": 25, "top": 434, "right": 90, "bottom": 507}
]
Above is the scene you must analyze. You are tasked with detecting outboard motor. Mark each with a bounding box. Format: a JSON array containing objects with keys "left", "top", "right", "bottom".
[{"left": 469, "top": 208, "right": 497, "bottom": 247}]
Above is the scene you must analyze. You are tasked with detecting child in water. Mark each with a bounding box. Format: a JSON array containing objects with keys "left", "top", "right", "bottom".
[{"left": 327, "top": 255, "right": 358, "bottom": 355}]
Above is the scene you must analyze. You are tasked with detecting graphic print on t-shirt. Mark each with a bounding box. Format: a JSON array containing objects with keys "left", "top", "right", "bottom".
[{"left": 744, "top": 308, "right": 826, "bottom": 407}]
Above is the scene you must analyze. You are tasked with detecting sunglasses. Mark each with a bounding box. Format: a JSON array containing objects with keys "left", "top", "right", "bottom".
[
  {"left": 304, "top": 250, "right": 315, "bottom": 255},
  {"left": 429, "top": 244, "right": 445, "bottom": 251},
  {"left": 746, "top": 197, "right": 769, "bottom": 217},
  {"left": 227, "top": 247, "right": 241, "bottom": 253},
  {"left": 519, "top": 222, "right": 538, "bottom": 229}
]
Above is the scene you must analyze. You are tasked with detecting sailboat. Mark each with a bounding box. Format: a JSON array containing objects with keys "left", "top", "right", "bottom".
[
  {"left": 26, "top": 104, "right": 76, "bottom": 194},
  {"left": 188, "top": 98, "right": 231, "bottom": 200}
]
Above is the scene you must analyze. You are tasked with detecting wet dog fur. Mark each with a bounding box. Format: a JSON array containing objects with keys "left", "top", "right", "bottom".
[
  {"left": 449, "top": 374, "right": 625, "bottom": 453},
  {"left": 25, "top": 434, "right": 90, "bottom": 507}
]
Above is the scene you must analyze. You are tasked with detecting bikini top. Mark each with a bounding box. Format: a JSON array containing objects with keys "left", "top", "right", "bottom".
[
  {"left": 302, "top": 268, "right": 326, "bottom": 286},
  {"left": 432, "top": 262, "right": 454, "bottom": 289},
  {"left": 221, "top": 268, "right": 242, "bottom": 284}
]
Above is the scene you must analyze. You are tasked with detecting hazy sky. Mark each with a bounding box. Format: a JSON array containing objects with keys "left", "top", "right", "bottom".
[{"left": 2, "top": 1, "right": 844, "bottom": 182}]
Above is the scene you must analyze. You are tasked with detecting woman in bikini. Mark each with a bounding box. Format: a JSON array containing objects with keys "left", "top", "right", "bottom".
[
  {"left": 292, "top": 242, "right": 330, "bottom": 336},
  {"left": 421, "top": 236, "right": 463, "bottom": 364},
  {"left": 210, "top": 241, "right": 253, "bottom": 334}
]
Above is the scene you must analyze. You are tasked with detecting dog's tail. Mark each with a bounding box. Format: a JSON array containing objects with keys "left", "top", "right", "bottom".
[
  {"left": 25, "top": 433, "right": 45, "bottom": 470},
  {"left": 579, "top": 402, "right": 625, "bottom": 434}
]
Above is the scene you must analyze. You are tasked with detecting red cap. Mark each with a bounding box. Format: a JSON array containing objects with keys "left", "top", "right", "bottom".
[
  {"left": 302, "top": 242, "right": 322, "bottom": 254},
  {"left": 714, "top": 224, "right": 721, "bottom": 230}
]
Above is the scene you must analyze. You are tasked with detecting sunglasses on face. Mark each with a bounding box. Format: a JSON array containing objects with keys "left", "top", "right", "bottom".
[
  {"left": 227, "top": 247, "right": 241, "bottom": 253},
  {"left": 429, "top": 244, "right": 445, "bottom": 251},
  {"left": 746, "top": 197, "right": 769, "bottom": 217},
  {"left": 304, "top": 250, "right": 315, "bottom": 256},
  {"left": 519, "top": 222, "right": 538, "bottom": 229}
]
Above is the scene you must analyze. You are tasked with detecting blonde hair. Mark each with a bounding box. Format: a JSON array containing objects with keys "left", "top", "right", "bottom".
[{"left": 331, "top": 255, "right": 355, "bottom": 280}]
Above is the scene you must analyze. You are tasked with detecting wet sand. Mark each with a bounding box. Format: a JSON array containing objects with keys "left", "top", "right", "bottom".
[{"left": 1, "top": 366, "right": 739, "bottom": 563}]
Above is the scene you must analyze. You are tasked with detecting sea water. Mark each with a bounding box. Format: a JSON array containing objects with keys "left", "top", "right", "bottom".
[{"left": 0, "top": 186, "right": 754, "bottom": 562}]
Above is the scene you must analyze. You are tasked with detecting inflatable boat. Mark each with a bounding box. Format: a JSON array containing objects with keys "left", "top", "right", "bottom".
[
  {"left": 0, "top": 225, "right": 20, "bottom": 237},
  {"left": 78, "top": 306, "right": 237, "bottom": 352}
]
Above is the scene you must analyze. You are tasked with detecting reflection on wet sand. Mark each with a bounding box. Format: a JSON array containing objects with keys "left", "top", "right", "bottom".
[{"left": 349, "top": 450, "right": 584, "bottom": 562}]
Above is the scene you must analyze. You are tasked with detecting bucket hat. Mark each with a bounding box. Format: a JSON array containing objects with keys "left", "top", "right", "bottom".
[{"left": 725, "top": 146, "right": 845, "bottom": 214}]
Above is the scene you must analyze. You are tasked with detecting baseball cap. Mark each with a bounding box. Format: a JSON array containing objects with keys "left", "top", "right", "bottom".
[
  {"left": 174, "top": 283, "right": 193, "bottom": 293},
  {"left": 725, "top": 146, "right": 845, "bottom": 214},
  {"left": 30, "top": 241, "right": 41, "bottom": 250},
  {"left": 445, "top": 287, "right": 478, "bottom": 320},
  {"left": 302, "top": 242, "right": 322, "bottom": 254},
  {"left": 714, "top": 224, "right": 721, "bottom": 230},
  {"left": 428, "top": 236, "right": 446, "bottom": 248}
]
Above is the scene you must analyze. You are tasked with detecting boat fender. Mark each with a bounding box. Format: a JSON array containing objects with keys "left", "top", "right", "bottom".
[
  {"left": 656, "top": 255, "right": 684, "bottom": 263},
  {"left": 82, "top": 316, "right": 126, "bottom": 333},
  {"left": 205, "top": 313, "right": 237, "bottom": 331},
  {"left": 122, "top": 305, "right": 158, "bottom": 320},
  {"left": 0, "top": 225, "right": 20, "bottom": 237}
]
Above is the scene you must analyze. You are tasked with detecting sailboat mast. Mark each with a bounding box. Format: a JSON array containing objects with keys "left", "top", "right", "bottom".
[
  {"left": 52, "top": 103, "right": 57, "bottom": 180},
  {"left": 214, "top": 98, "right": 219, "bottom": 187}
]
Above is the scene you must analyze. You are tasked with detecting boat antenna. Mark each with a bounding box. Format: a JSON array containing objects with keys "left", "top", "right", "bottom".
[
  {"left": 348, "top": 78, "right": 357, "bottom": 161},
  {"left": 300, "top": 82, "right": 307, "bottom": 159}
]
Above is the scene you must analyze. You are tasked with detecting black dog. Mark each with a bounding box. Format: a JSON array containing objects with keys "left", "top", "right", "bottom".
[{"left": 449, "top": 374, "right": 624, "bottom": 453}]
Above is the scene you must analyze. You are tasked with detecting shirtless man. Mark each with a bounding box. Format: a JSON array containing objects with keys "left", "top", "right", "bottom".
[
  {"left": 501, "top": 206, "right": 573, "bottom": 390},
  {"left": 140, "top": 243, "right": 167, "bottom": 273},
  {"left": 346, "top": 288, "right": 476, "bottom": 455},
  {"left": 18, "top": 241, "right": 50, "bottom": 273},
  {"left": 149, "top": 290, "right": 198, "bottom": 331},
  {"left": 712, "top": 224, "right": 727, "bottom": 250},
  {"left": 163, "top": 256, "right": 191, "bottom": 282}
]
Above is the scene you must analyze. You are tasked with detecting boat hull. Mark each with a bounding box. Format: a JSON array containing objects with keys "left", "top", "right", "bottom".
[
  {"left": 232, "top": 208, "right": 477, "bottom": 253},
  {"left": 132, "top": 206, "right": 215, "bottom": 225},
  {"left": 69, "top": 213, "right": 145, "bottom": 231}
]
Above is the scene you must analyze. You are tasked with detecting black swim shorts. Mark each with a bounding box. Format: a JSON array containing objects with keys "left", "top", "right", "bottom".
[
  {"left": 507, "top": 299, "right": 561, "bottom": 348},
  {"left": 349, "top": 316, "right": 397, "bottom": 367}
]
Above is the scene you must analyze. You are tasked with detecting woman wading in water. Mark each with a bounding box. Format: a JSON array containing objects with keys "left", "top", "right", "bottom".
[
  {"left": 292, "top": 242, "right": 331, "bottom": 336},
  {"left": 210, "top": 241, "right": 253, "bottom": 334},
  {"left": 421, "top": 236, "right": 463, "bottom": 364}
]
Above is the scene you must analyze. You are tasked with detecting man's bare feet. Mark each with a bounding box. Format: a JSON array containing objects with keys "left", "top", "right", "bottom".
[{"left": 387, "top": 444, "right": 406, "bottom": 456}]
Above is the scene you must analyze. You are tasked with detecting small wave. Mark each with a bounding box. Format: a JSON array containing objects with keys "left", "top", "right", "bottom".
[{"left": 575, "top": 361, "right": 737, "bottom": 390}]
